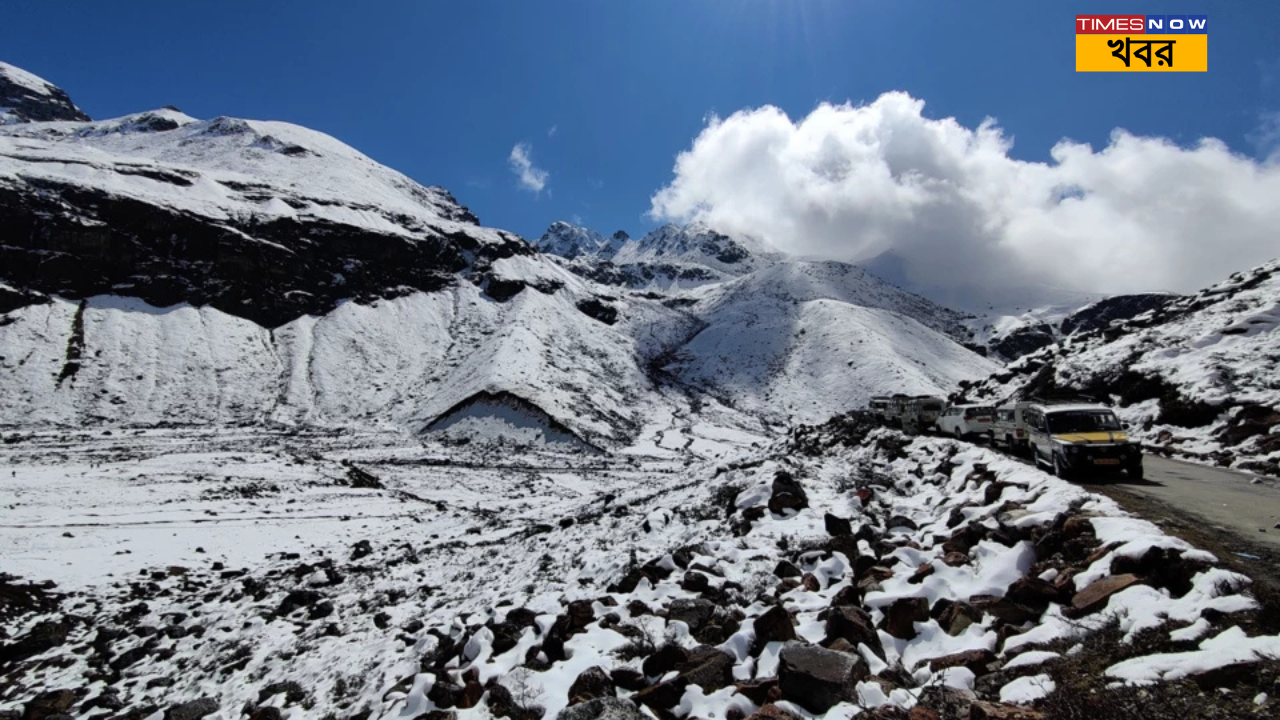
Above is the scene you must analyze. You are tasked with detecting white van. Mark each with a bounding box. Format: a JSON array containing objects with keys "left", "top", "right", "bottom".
[{"left": 936, "top": 404, "right": 995, "bottom": 439}]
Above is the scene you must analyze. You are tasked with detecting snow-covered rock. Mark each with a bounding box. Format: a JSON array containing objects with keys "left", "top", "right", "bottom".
[{"left": 0, "top": 61, "right": 89, "bottom": 124}]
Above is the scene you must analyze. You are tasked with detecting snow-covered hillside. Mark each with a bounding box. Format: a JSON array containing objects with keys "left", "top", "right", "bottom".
[
  {"left": 0, "top": 273, "right": 711, "bottom": 448},
  {"left": 666, "top": 262, "right": 997, "bottom": 423},
  {"left": 963, "top": 259, "right": 1280, "bottom": 476}
]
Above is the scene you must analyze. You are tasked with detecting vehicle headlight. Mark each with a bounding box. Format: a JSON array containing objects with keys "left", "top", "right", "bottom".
[{"left": 1063, "top": 444, "right": 1080, "bottom": 454}]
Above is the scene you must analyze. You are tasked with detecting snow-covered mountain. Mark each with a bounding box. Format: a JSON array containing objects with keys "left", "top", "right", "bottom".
[
  {"left": 963, "top": 259, "right": 1280, "bottom": 475},
  {"left": 0, "top": 61, "right": 996, "bottom": 444},
  {"left": 534, "top": 221, "right": 629, "bottom": 260},
  {"left": 666, "top": 261, "right": 997, "bottom": 423},
  {"left": 539, "top": 221, "right": 777, "bottom": 290},
  {"left": 0, "top": 61, "right": 89, "bottom": 124}
]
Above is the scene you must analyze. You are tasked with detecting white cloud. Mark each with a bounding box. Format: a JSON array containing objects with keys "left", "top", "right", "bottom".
[
  {"left": 548, "top": 125, "right": 558, "bottom": 137},
  {"left": 650, "top": 93, "right": 1280, "bottom": 306},
  {"left": 508, "top": 142, "right": 549, "bottom": 193}
]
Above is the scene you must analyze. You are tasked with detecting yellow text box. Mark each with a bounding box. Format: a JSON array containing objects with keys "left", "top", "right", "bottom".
[{"left": 1076, "top": 34, "right": 1207, "bottom": 72}]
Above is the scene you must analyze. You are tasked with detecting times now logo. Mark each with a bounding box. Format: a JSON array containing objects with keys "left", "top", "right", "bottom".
[{"left": 1076, "top": 15, "right": 1208, "bottom": 33}]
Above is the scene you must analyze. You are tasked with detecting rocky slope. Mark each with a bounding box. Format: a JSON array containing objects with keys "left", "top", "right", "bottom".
[
  {"left": 961, "top": 259, "right": 1280, "bottom": 476},
  {"left": 3, "top": 420, "right": 1277, "bottom": 720},
  {"left": 966, "top": 294, "right": 1176, "bottom": 363}
]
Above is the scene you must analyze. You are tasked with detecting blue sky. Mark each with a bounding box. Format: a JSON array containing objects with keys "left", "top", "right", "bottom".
[{"left": 4, "top": 0, "right": 1279, "bottom": 242}]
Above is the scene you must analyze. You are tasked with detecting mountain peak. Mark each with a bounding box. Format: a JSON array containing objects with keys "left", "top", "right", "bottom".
[
  {"left": 0, "top": 61, "right": 90, "bottom": 124},
  {"left": 534, "top": 221, "right": 626, "bottom": 259}
]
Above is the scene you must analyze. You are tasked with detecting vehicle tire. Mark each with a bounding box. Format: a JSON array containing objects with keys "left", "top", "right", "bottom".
[
  {"left": 954, "top": 428, "right": 963, "bottom": 440},
  {"left": 1126, "top": 464, "right": 1144, "bottom": 481},
  {"left": 1053, "top": 453, "right": 1072, "bottom": 480},
  {"left": 987, "top": 431, "right": 997, "bottom": 447}
]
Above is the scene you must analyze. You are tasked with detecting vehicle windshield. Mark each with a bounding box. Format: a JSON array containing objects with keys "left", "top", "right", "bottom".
[
  {"left": 1046, "top": 410, "right": 1122, "bottom": 434},
  {"left": 923, "top": 403, "right": 943, "bottom": 412},
  {"left": 965, "top": 406, "right": 993, "bottom": 416}
]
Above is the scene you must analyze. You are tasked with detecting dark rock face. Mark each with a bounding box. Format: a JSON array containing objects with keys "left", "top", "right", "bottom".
[
  {"left": 989, "top": 323, "right": 1056, "bottom": 362},
  {"left": 576, "top": 298, "right": 618, "bottom": 325},
  {"left": 1060, "top": 293, "right": 1173, "bottom": 336},
  {"left": 0, "top": 179, "right": 524, "bottom": 327},
  {"left": 0, "top": 63, "right": 90, "bottom": 123}
]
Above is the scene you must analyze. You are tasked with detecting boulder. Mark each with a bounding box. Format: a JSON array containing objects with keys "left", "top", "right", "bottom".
[
  {"left": 743, "top": 705, "right": 801, "bottom": 720},
  {"left": 667, "top": 598, "right": 715, "bottom": 633},
  {"left": 166, "top": 699, "right": 218, "bottom": 720},
  {"left": 968, "top": 702, "right": 1044, "bottom": 719},
  {"left": 567, "top": 666, "right": 615, "bottom": 705},
  {"left": 824, "top": 606, "right": 885, "bottom": 660},
  {"left": 773, "top": 560, "right": 802, "bottom": 579},
  {"left": 1070, "top": 574, "right": 1140, "bottom": 616},
  {"left": 882, "top": 597, "right": 929, "bottom": 639},
  {"left": 777, "top": 644, "right": 869, "bottom": 713},
  {"left": 22, "top": 691, "right": 79, "bottom": 720},
  {"left": 642, "top": 644, "right": 688, "bottom": 678},
  {"left": 970, "top": 595, "right": 1039, "bottom": 626},
  {"left": 752, "top": 605, "right": 796, "bottom": 645},
  {"left": 555, "top": 698, "right": 647, "bottom": 720},
  {"left": 768, "top": 472, "right": 808, "bottom": 514},
  {"left": 678, "top": 648, "right": 735, "bottom": 691},
  {"left": 824, "top": 513, "right": 853, "bottom": 537},
  {"left": 1004, "top": 577, "right": 1060, "bottom": 611},
  {"left": 609, "top": 667, "right": 646, "bottom": 692},
  {"left": 927, "top": 649, "right": 997, "bottom": 676}
]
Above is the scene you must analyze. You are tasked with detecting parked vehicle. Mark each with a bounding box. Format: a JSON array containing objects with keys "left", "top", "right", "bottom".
[
  {"left": 869, "top": 395, "right": 893, "bottom": 421},
  {"left": 884, "top": 394, "right": 946, "bottom": 433},
  {"left": 936, "top": 404, "right": 995, "bottom": 439},
  {"left": 1023, "top": 401, "right": 1143, "bottom": 480},
  {"left": 988, "top": 402, "right": 1032, "bottom": 454}
]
